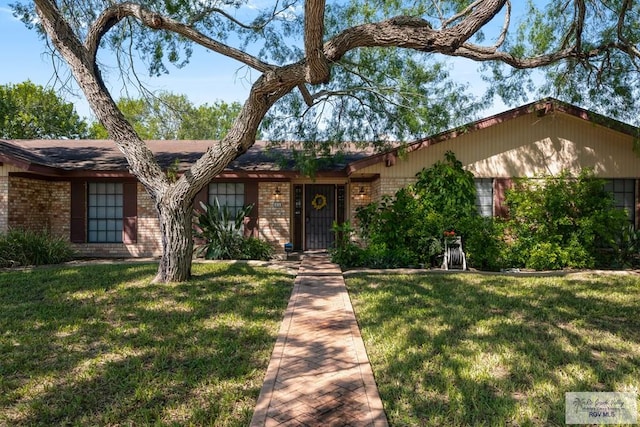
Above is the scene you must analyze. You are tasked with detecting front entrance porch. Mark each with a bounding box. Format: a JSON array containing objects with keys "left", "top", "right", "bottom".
[{"left": 292, "top": 183, "right": 346, "bottom": 251}]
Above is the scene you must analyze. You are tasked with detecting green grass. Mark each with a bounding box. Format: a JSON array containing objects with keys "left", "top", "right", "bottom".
[
  {"left": 345, "top": 272, "right": 640, "bottom": 426},
  {"left": 0, "top": 262, "right": 293, "bottom": 426}
]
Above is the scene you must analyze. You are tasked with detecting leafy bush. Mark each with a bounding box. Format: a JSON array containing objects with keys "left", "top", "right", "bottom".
[
  {"left": 329, "top": 221, "right": 365, "bottom": 268},
  {"left": 503, "top": 169, "right": 628, "bottom": 269},
  {"left": 237, "top": 237, "right": 274, "bottom": 261},
  {"left": 338, "top": 155, "right": 632, "bottom": 272},
  {"left": 412, "top": 150, "right": 477, "bottom": 221},
  {"left": 616, "top": 225, "right": 640, "bottom": 268},
  {"left": 349, "top": 151, "right": 498, "bottom": 269},
  {"left": 457, "top": 216, "right": 506, "bottom": 271},
  {"left": 0, "top": 229, "right": 76, "bottom": 267},
  {"left": 194, "top": 200, "right": 271, "bottom": 260}
]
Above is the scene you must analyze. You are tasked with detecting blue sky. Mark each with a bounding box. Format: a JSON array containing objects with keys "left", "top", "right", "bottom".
[
  {"left": 0, "top": 2, "right": 511, "bottom": 121},
  {"left": 0, "top": 2, "right": 256, "bottom": 119}
]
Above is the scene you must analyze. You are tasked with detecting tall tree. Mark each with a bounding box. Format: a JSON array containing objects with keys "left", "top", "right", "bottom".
[
  {"left": 91, "top": 94, "right": 244, "bottom": 140},
  {"left": 11, "top": 0, "right": 640, "bottom": 282},
  {"left": 179, "top": 101, "right": 244, "bottom": 140},
  {"left": 0, "top": 81, "right": 91, "bottom": 139}
]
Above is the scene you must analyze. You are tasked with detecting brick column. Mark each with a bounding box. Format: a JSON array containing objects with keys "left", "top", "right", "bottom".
[{"left": 258, "top": 182, "right": 291, "bottom": 253}]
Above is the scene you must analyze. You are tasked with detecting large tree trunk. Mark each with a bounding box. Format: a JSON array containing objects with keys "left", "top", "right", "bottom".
[{"left": 154, "top": 199, "right": 194, "bottom": 283}]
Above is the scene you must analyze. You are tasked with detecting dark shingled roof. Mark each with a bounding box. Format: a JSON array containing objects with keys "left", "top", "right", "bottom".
[{"left": 0, "top": 139, "right": 374, "bottom": 175}]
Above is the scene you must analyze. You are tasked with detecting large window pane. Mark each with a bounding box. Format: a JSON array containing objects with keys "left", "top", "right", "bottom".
[
  {"left": 88, "top": 182, "right": 124, "bottom": 243},
  {"left": 208, "top": 182, "right": 245, "bottom": 217},
  {"left": 605, "top": 179, "right": 635, "bottom": 224},
  {"left": 475, "top": 178, "right": 493, "bottom": 217}
]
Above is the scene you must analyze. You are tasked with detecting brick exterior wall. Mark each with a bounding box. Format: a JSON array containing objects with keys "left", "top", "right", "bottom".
[
  {"left": 0, "top": 176, "right": 7, "bottom": 233},
  {"left": 349, "top": 183, "right": 373, "bottom": 229},
  {"left": 258, "top": 182, "right": 290, "bottom": 254},
  {"left": 135, "top": 183, "right": 162, "bottom": 256},
  {"left": 50, "top": 182, "right": 70, "bottom": 237},
  {"left": 7, "top": 177, "right": 70, "bottom": 237},
  {"left": 377, "top": 177, "right": 415, "bottom": 198}
]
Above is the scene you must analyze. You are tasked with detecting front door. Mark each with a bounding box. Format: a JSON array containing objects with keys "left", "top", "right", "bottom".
[{"left": 305, "top": 184, "right": 335, "bottom": 250}]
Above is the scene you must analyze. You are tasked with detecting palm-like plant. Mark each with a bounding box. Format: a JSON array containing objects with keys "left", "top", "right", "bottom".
[{"left": 193, "top": 200, "right": 254, "bottom": 260}]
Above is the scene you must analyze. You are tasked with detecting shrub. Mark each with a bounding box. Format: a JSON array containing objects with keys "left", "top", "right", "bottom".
[
  {"left": 237, "top": 237, "right": 274, "bottom": 261},
  {"left": 503, "top": 169, "right": 628, "bottom": 269},
  {"left": 349, "top": 151, "right": 501, "bottom": 270},
  {"left": 329, "top": 221, "right": 365, "bottom": 268},
  {"left": 616, "top": 225, "right": 640, "bottom": 268},
  {"left": 412, "top": 150, "right": 477, "bottom": 221},
  {"left": 458, "top": 216, "right": 506, "bottom": 271},
  {"left": 194, "top": 200, "right": 253, "bottom": 260},
  {"left": 0, "top": 229, "right": 76, "bottom": 267}
]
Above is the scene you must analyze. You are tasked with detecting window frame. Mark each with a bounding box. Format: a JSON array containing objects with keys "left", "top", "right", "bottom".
[
  {"left": 604, "top": 178, "right": 636, "bottom": 225},
  {"left": 474, "top": 178, "right": 494, "bottom": 217},
  {"left": 87, "top": 182, "right": 124, "bottom": 243},
  {"left": 208, "top": 182, "right": 246, "bottom": 217}
]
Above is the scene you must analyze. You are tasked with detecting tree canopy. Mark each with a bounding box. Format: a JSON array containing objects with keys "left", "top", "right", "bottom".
[
  {"left": 11, "top": 0, "right": 640, "bottom": 282},
  {"left": 90, "top": 93, "right": 244, "bottom": 140},
  {"left": 0, "top": 81, "right": 91, "bottom": 139}
]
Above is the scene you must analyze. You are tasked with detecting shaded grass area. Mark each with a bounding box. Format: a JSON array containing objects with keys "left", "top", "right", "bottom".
[
  {"left": 0, "top": 262, "right": 293, "bottom": 426},
  {"left": 345, "top": 272, "right": 640, "bottom": 426}
]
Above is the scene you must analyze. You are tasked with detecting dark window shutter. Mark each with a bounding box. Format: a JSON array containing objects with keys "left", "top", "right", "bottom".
[
  {"left": 244, "top": 182, "right": 259, "bottom": 237},
  {"left": 494, "top": 178, "right": 513, "bottom": 218},
  {"left": 70, "top": 181, "right": 86, "bottom": 243},
  {"left": 122, "top": 182, "right": 137, "bottom": 244}
]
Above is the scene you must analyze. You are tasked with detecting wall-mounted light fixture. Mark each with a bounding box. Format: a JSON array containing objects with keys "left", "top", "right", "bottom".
[
  {"left": 272, "top": 186, "right": 283, "bottom": 208},
  {"left": 356, "top": 186, "right": 368, "bottom": 200}
]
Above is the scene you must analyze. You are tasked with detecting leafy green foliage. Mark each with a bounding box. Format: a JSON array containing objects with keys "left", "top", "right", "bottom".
[
  {"left": 193, "top": 200, "right": 272, "bottom": 260},
  {"left": 329, "top": 221, "right": 365, "bottom": 268},
  {"left": 193, "top": 199, "right": 252, "bottom": 260},
  {"left": 0, "top": 229, "right": 76, "bottom": 267},
  {"left": 91, "top": 93, "right": 243, "bottom": 140},
  {"left": 486, "top": 1, "right": 640, "bottom": 125},
  {"left": 457, "top": 215, "right": 505, "bottom": 271},
  {"left": 337, "top": 151, "right": 499, "bottom": 269},
  {"left": 0, "top": 81, "right": 92, "bottom": 139},
  {"left": 335, "top": 155, "right": 635, "bottom": 272},
  {"left": 179, "top": 100, "right": 244, "bottom": 139},
  {"left": 617, "top": 225, "right": 640, "bottom": 268},
  {"left": 264, "top": 49, "right": 483, "bottom": 162},
  {"left": 503, "top": 169, "right": 629, "bottom": 269},
  {"left": 413, "top": 150, "right": 477, "bottom": 220},
  {"left": 236, "top": 237, "right": 275, "bottom": 261}
]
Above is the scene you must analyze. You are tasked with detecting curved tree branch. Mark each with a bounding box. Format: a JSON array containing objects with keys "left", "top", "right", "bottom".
[
  {"left": 35, "top": 0, "right": 167, "bottom": 193},
  {"left": 617, "top": 0, "right": 640, "bottom": 58},
  {"left": 324, "top": 0, "right": 506, "bottom": 62},
  {"left": 85, "top": 2, "right": 275, "bottom": 72},
  {"left": 494, "top": 0, "right": 511, "bottom": 49}
]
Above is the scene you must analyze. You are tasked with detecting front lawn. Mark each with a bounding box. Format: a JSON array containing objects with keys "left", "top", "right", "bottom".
[
  {"left": 0, "top": 262, "right": 293, "bottom": 426},
  {"left": 345, "top": 272, "right": 640, "bottom": 426}
]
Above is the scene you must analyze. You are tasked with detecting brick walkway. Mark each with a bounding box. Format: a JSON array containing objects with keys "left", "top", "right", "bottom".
[{"left": 250, "top": 254, "right": 388, "bottom": 427}]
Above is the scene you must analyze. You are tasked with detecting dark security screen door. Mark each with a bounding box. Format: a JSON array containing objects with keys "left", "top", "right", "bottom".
[{"left": 305, "top": 184, "right": 335, "bottom": 250}]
